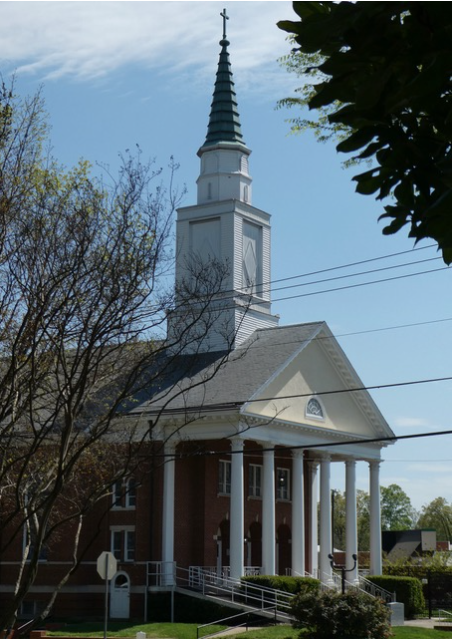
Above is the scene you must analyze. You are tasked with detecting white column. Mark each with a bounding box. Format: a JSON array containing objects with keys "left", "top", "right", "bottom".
[
  {"left": 345, "top": 460, "right": 359, "bottom": 584},
  {"left": 162, "top": 440, "right": 176, "bottom": 584},
  {"left": 309, "top": 460, "right": 319, "bottom": 577},
  {"left": 292, "top": 449, "right": 305, "bottom": 576},
  {"left": 369, "top": 460, "right": 382, "bottom": 575},
  {"left": 262, "top": 444, "right": 275, "bottom": 575},
  {"left": 319, "top": 454, "right": 333, "bottom": 584},
  {"left": 230, "top": 437, "right": 244, "bottom": 580}
]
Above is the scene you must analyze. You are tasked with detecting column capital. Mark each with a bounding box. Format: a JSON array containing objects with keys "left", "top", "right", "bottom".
[
  {"left": 258, "top": 440, "right": 274, "bottom": 450},
  {"left": 345, "top": 459, "right": 356, "bottom": 470},
  {"left": 369, "top": 460, "right": 381, "bottom": 471},
  {"left": 292, "top": 448, "right": 304, "bottom": 460},
  {"left": 320, "top": 452, "right": 331, "bottom": 462},
  {"left": 308, "top": 459, "right": 319, "bottom": 473},
  {"left": 230, "top": 436, "right": 244, "bottom": 451},
  {"left": 164, "top": 438, "right": 177, "bottom": 455}
]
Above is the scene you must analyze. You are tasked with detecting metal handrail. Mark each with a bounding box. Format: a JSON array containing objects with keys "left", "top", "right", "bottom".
[
  {"left": 438, "top": 609, "right": 452, "bottom": 622},
  {"left": 196, "top": 605, "right": 277, "bottom": 638},
  {"left": 174, "top": 566, "right": 293, "bottom": 623},
  {"left": 358, "top": 574, "right": 396, "bottom": 603}
]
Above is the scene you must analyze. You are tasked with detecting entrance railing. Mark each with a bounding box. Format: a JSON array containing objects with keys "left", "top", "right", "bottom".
[{"left": 175, "top": 566, "right": 293, "bottom": 623}]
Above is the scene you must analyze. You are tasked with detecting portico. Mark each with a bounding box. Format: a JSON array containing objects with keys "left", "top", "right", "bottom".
[{"left": 158, "top": 409, "right": 389, "bottom": 582}]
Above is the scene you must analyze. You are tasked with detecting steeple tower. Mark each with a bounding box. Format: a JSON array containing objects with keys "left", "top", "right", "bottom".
[{"left": 171, "top": 9, "right": 279, "bottom": 352}]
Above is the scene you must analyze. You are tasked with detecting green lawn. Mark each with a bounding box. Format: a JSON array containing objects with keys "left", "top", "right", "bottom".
[
  {"left": 44, "top": 621, "right": 452, "bottom": 639},
  {"left": 46, "top": 621, "right": 225, "bottom": 638},
  {"left": 221, "top": 625, "right": 452, "bottom": 639}
]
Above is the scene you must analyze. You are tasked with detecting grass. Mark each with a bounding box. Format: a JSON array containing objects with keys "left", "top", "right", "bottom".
[
  {"left": 46, "top": 621, "right": 225, "bottom": 638},
  {"left": 391, "top": 627, "right": 452, "bottom": 639},
  {"left": 43, "top": 621, "right": 452, "bottom": 639}
]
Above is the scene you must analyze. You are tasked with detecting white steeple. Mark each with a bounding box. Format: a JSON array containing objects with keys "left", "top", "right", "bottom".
[{"left": 169, "top": 11, "right": 279, "bottom": 353}]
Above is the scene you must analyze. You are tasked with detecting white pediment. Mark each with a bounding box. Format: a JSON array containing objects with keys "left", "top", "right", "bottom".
[{"left": 242, "top": 324, "right": 393, "bottom": 441}]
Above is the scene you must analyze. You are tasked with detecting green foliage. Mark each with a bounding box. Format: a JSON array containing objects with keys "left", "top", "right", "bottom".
[
  {"left": 241, "top": 575, "right": 320, "bottom": 595},
  {"left": 291, "top": 588, "right": 391, "bottom": 638},
  {"left": 381, "top": 484, "right": 418, "bottom": 531},
  {"left": 330, "top": 484, "right": 416, "bottom": 553},
  {"left": 278, "top": 3, "right": 452, "bottom": 263},
  {"left": 368, "top": 574, "right": 425, "bottom": 618},
  {"left": 417, "top": 497, "right": 452, "bottom": 542}
]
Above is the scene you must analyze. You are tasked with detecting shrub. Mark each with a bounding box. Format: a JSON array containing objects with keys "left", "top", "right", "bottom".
[
  {"left": 291, "top": 589, "right": 391, "bottom": 639},
  {"left": 367, "top": 574, "right": 425, "bottom": 619},
  {"left": 240, "top": 575, "right": 320, "bottom": 595}
]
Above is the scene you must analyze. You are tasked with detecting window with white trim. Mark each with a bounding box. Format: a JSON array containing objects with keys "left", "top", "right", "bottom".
[
  {"left": 218, "top": 460, "right": 231, "bottom": 495},
  {"left": 111, "top": 527, "right": 135, "bottom": 562},
  {"left": 248, "top": 464, "right": 262, "bottom": 499},
  {"left": 112, "top": 478, "right": 137, "bottom": 509},
  {"left": 276, "top": 467, "right": 290, "bottom": 501}
]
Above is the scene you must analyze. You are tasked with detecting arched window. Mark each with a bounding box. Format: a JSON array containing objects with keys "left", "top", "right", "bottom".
[{"left": 306, "top": 397, "right": 324, "bottom": 420}]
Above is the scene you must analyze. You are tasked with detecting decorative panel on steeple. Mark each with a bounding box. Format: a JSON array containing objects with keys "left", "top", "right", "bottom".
[
  {"left": 190, "top": 218, "right": 221, "bottom": 263},
  {"left": 242, "top": 220, "right": 262, "bottom": 296}
]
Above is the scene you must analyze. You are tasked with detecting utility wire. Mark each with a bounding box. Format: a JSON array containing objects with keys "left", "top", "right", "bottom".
[
  {"left": 161, "top": 427, "right": 452, "bottom": 461},
  {"left": 157, "top": 374, "right": 452, "bottom": 415},
  {"left": 257, "top": 256, "right": 441, "bottom": 299}
]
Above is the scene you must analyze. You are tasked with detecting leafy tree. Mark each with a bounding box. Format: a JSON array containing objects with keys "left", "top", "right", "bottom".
[
  {"left": 0, "top": 78, "right": 234, "bottom": 631},
  {"left": 357, "top": 489, "right": 370, "bottom": 551},
  {"left": 417, "top": 497, "right": 452, "bottom": 542},
  {"left": 330, "top": 485, "right": 416, "bottom": 554},
  {"left": 331, "top": 489, "right": 346, "bottom": 551},
  {"left": 381, "top": 484, "right": 418, "bottom": 531},
  {"left": 278, "top": 3, "right": 452, "bottom": 263}
]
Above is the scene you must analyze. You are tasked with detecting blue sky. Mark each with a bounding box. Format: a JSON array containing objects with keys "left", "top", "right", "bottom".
[{"left": 2, "top": 1, "right": 452, "bottom": 513}]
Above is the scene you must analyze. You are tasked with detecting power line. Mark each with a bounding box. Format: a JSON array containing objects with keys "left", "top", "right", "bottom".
[
  {"left": 272, "top": 265, "right": 449, "bottom": 304},
  {"left": 170, "top": 427, "right": 452, "bottom": 460},
  {"left": 262, "top": 256, "right": 441, "bottom": 299},
  {"left": 171, "top": 262, "right": 449, "bottom": 317},
  {"left": 159, "top": 374, "right": 452, "bottom": 416}
]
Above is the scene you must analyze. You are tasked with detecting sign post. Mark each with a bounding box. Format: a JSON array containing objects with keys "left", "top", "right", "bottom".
[{"left": 97, "top": 551, "right": 117, "bottom": 639}]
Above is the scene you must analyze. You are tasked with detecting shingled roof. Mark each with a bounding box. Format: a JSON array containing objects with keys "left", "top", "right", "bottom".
[{"left": 131, "top": 322, "right": 324, "bottom": 416}]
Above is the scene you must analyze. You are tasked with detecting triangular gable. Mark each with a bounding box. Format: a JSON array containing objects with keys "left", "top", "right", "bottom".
[{"left": 241, "top": 323, "right": 394, "bottom": 441}]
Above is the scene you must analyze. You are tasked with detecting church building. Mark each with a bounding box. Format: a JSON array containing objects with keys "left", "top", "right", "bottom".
[
  {"left": 0, "top": 14, "right": 395, "bottom": 622},
  {"left": 126, "top": 12, "right": 395, "bottom": 607}
]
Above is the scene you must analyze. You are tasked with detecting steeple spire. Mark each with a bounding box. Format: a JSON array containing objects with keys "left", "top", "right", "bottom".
[{"left": 202, "top": 8, "right": 244, "bottom": 148}]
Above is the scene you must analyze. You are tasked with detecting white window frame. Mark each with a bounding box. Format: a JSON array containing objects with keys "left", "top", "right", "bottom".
[
  {"left": 111, "top": 478, "right": 137, "bottom": 510},
  {"left": 248, "top": 464, "right": 262, "bottom": 499},
  {"left": 276, "top": 467, "right": 291, "bottom": 501},
  {"left": 110, "top": 526, "right": 136, "bottom": 562},
  {"left": 218, "top": 460, "right": 231, "bottom": 495}
]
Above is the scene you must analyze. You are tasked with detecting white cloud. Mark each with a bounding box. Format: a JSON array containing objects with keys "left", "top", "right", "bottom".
[{"left": 1, "top": 1, "right": 295, "bottom": 90}]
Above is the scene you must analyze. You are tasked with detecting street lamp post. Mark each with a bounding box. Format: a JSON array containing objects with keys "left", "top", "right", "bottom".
[{"left": 328, "top": 553, "right": 357, "bottom": 594}]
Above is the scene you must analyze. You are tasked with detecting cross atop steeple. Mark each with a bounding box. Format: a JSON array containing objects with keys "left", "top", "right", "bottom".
[{"left": 220, "top": 8, "right": 229, "bottom": 41}]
